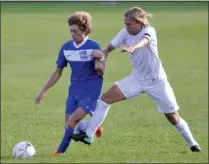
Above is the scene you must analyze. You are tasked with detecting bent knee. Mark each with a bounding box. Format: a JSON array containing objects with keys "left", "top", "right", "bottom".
[
  {"left": 165, "top": 112, "right": 180, "bottom": 125},
  {"left": 101, "top": 85, "right": 126, "bottom": 105},
  {"left": 101, "top": 93, "right": 113, "bottom": 104},
  {"left": 66, "top": 119, "right": 79, "bottom": 129}
]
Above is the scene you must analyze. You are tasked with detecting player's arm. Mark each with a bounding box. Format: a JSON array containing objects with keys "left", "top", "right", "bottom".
[
  {"left": 35, "top": 68, "right": 63, "bottom": 104},
  {"left": 91, "top": 43, "right": 115, "bottom": 62},
  {"left": 122, "top": 28, "right": 154, "bottom": 54},
  {"left": 90, "top": 45, "right": 106, "bottom": 76},
  {"left": 35, "top": 45, "right": 67, "bottom": 104},
  {"left": 101, "top": 28, "right": 126, "bottom": 59},
  {"left": 133, "top": 36, "right": 149, "bottom": 49},
  {"left": 121, "top": 37, "right": 149, "bottom": 54},
  {"left": 94, "top": 43, "right": 115, "bottom": 76},
  {"left": 102, "top": 43, "right": 115, "bottom": 59},
  {"left": 91, "top": 49, "right": 106, "bottom": 61},
  {"left": 41, "top": 68, "right": 63, "bottom": 92}
]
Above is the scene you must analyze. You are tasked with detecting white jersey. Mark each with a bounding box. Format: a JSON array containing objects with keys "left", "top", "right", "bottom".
[{"left": 111, "top": 26, "right": 167, "bottom": 84}]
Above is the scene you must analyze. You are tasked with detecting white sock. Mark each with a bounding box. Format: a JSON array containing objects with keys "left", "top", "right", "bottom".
[
  {"left": 86, "top": 100, "right": 110, "bottom": 137},
  {"left": 175, "top": 118, "right": 197, "bottom": 147},
  {"left": 74, "top": 120, "right": 89, "bottom": 133}
]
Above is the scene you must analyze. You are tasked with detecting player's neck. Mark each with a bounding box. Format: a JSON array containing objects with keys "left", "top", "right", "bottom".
[
  {"left": 75, "top": 36, "right": 88, "bottom": 45},
  {"left": 131, "top": 27, "right": 143, "bottom": 36},
  {"left": 74, "top": 41, "right": 82, "bottom": 45},
  {"left": 73, "top": 36, "right": 88, "bottom": 48}
]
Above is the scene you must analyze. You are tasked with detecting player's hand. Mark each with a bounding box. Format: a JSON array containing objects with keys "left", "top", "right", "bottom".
[
  {"left": 121, "top": 45, "right": 136, "bottom": 54},
  {"left": 35, "top": 91, "right": 46, "bottom": 104},
  {"left": 95, "top": 60, "right": 105, "bottom": 76}
]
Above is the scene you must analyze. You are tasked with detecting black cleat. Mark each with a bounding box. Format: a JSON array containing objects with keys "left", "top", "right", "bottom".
[
  {"left": 71, "top": 131, "right": 85, "bottom": 141},
  {"left": 190, "top": 145, "right": 202, "bottom": 152},
  {"left": 71, "top": 132, "right": 92, "bottom": 145}
]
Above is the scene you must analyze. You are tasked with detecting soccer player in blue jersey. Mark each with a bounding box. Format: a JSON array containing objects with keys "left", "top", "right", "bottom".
[{"left": 35, "top": 11, "right": 105, "bottom": 155}]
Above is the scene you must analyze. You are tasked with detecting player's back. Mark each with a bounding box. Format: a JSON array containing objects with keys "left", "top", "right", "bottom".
[{"left": 60, "top": 38, "right": 103, "bottom": 96}]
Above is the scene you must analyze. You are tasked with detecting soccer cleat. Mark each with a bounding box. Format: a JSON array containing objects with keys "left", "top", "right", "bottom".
[
  {"left": 84, "top": 136, "right": 94, "bottom": 144},
  {"left": 71, "top": 132, "right": 94, "bottom": 145},
  {"left": 49, "top": 151, "right": 61, "bottom": 156},
  {"left": 190, "top": 145, "right": 202, "bottom": 152},
  {"left": 95, "top": 125, "right": 104, "bottom": 138},
  {"left": 71, "top": 131, "right": 86, "bottom": 141}
]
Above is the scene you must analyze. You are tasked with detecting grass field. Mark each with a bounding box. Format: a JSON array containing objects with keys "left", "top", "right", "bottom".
[{"left": 1, "top": 2, "right": 208, "bottom": 163}]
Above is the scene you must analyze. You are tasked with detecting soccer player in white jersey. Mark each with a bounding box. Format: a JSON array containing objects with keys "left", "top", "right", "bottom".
[
  {"left": 72, "top": 7, "right": 202, "bottom": 152},
  {"left": 35, "top": 11, "right": 105, "bottom": 156}
]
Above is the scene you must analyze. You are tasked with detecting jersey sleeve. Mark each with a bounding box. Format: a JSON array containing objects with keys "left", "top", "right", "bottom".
[
  {"left": 110, "top": 28, "right": 127, "bottom": 48},
  {"left": 91, "top": 41, "right": 101, "bottom": 61},
  {"left": 141, "top": 26, "right": 156, "bottom": 44},
  {"left": 94, "top": 42, "right": 101, "bottom": 50},
  {"left": 56, "top": 44, "right": 68, "bottom": 69}
]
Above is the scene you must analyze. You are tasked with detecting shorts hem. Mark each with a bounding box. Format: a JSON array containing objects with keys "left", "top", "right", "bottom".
[
  {"left": 114, "top": 82, "right": 132, "bottom": 99},
  {"left": 158, "top": 105, "right": 180, "bottom": 114}
]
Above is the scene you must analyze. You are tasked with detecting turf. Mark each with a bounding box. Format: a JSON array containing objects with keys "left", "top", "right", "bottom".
[{"left": 1, "top": 1, "right": 208, "bottom": 163}]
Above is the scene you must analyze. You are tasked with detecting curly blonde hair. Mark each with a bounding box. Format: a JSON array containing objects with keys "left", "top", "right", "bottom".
[
  {"left": 124, "top": 7, "right": 153, "bottom": 27},
  {"left": 68, "top": 11, "right": 92, "bottom": 35}
]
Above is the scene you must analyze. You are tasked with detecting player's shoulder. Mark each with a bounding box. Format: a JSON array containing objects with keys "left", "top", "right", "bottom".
[
  {"left": 86, "top": 38, "right": 101, "bottom": 49},
  {"left": 142, "top": 25, "right": 156, "bottom": 34},
  {"left": 87, "top": 38, "right": 100, "bottom": 45},
  {"left": 120, "top": 27, "right": 129, "bottom": 35},
  {"left": 60, "top": 40, "right": 74, "bottom": 49}
]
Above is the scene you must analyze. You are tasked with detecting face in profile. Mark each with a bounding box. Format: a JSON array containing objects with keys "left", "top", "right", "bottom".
[
  {"left": 70, "top": 24, "right": 87, "bottom": 44},
  {"left": 124, "top": 16, "right": 142, "bottom": 35}
]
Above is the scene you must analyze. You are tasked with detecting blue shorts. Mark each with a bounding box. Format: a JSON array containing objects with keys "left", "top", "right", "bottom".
[{"left": 65, "top": 94, "right": 99, "bottom": 116}]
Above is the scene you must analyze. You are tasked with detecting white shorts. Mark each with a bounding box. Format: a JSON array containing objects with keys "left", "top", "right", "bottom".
[{"left": 115, "top": 74, "right": 179, "bottom": 113}]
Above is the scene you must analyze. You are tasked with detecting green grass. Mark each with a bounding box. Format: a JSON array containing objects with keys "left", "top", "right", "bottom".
[{"left": 1, "top": 2, "right": 208, "bottom": 163}]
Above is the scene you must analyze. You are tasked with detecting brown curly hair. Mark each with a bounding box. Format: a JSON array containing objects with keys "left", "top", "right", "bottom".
[{"left": 68, "top": 11, "right": 92, "bottom": 35}]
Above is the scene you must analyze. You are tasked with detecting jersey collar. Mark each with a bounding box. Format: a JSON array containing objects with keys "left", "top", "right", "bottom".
[{"left": 73, "top": 36, "right": 89, "bottom": 49}]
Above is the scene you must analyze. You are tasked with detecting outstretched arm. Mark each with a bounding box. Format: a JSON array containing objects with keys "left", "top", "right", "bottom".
[
  {"left": 101, "top": 28, "right": 127, "bottom": 59},
  {"left": 121, "top": 37, "right": 149, "bottom": 54},
  {"left": 91, "top": 49, "right": 105, "bottom": 61},
  {"left": 121, "top": 27, "right": 155, "bottom": 54},
  {"left": 91, "top": 44, "right": 115, "bottom": 61},
  {"left": 102, "top": 43, "right": 115, "bottom": 58},
  {"left": 133, "top": 37, "right": 149, "bottom": 49},
  {"left": 35, "top": 67, "right": 63, "bottom": 104}
]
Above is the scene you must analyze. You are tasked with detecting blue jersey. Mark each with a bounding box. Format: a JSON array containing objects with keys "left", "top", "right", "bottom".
[{"left": 56, "top": 37, "right": 103, "bottom": 96}]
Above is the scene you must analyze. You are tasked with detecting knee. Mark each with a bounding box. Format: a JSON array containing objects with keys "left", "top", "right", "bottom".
[
  {"left": 101, "top": 93, "right": 112, "bottom": 105},
  {"left": 66, "top": 119, "right": 79, "bottom": 129},
  {"left": 165, "top": 112, "right": 180, "bottom": 125},
  {"left": 65, "top": 121, "right": 72, "bottom": 129}
]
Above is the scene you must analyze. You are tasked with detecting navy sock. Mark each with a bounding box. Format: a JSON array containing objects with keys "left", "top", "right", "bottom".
[{"left": 57, "top": 128, "right": 74, "bottom": 153}]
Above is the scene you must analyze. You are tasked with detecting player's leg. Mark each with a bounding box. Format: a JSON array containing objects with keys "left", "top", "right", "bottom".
[
  {"left": 71, "top": 95, "right": 107, "bottom": 144},
  {"left": 147, "top": 80, "right": 202, "bottom": 152},
  {"left": 55, "top": 107, "right": 88, "bottom": 154},
  {"left": 50, "top": 114, "right": 72, "bottom": 156},
  {"left": 73, "top": 108, "right": 93, "bottom": 133},
  {"left": 72, "top": 75, "right": 143, "bottom": 144},
  {"left": 74, "top": 119, "right": 104, "bottom": 137},
  {"left": 72, "top": 85, "right": 124, "bottom": 144},
  {"left": 85, "top": 75, "right": 143, "bottom": 138},
  {"left": 65, "top": 114, "right": 71, "bottom": 124},
  {"left": 51, "top": 95, "right": 77, "bottom": 155},
  {"left": 82, "top": 85, "right": 125, "bottom": 140},
  {"left": 66, "top": 107, "right": 87, "bottom": 129},
  {"left": 164, "top": 111, "right": 202, "bottom": 152},
  {"left": 75, "top": 119, "right": 89, "bottom": 133},
  {"left": 67, "top": 95, "right": 104, "bottom": 130},
  {"left": 88, "top": 101, "right": 104, "bottom": 138}
]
